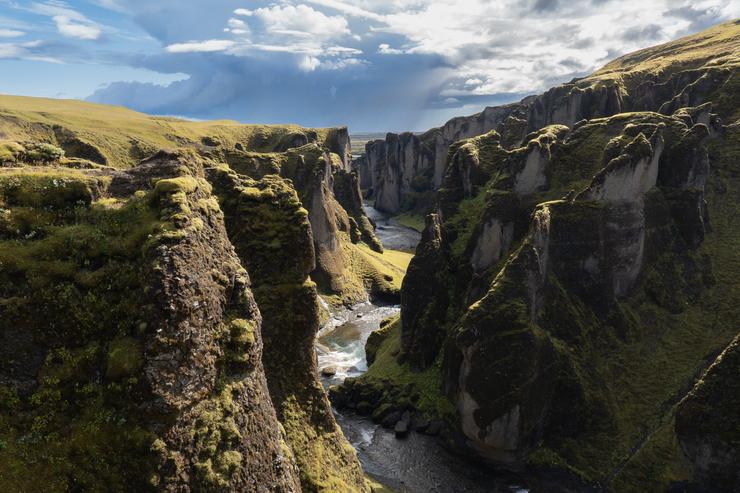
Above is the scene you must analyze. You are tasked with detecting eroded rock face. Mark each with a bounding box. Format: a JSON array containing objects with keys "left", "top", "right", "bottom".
[
  {"left": 365, "top": 104, "right": 522, "bottom": 214},
  {"left": 208, "top": 167, "right": 368, "bottom": 492},
  {"left": 0, "top": 153, "right": 301, "bottom": 492},
  {"left": 400, "top": 214, "right": 449, "bottom": 369},
  {"left": 394, "top": 107, "right": 722, "bottom": 488},
  {"left": 676, "top": 334, "right": 740, "bottom": 492},
  {"left": 333, "top": 169, "right": 383, "bottom": 252},
  {"left": 223, "top": 143, "right": 381, "bottom": 300},
  {"left": 325, "top": 126, "right": 353, "bottom": 170},
  {"left": 362, "top": 24, "right": 739, "bottom": 218}
]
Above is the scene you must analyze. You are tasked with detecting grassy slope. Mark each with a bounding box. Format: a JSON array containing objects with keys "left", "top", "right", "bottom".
[
  {"left": 588, "top": 19, "right": 740, "bottom": 83},
  {"left": 361, "top": 316, "right": 455, "bottom": 418},
  {"left": 0, "top": 94, "right": 336, "bottom": 168},
  {"left": 607, "top": 121, "right": 740, "bottom": 491}
]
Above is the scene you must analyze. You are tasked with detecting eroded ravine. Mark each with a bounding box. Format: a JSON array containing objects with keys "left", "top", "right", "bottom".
[{"left": 317, "top": 204, "right": 529, "bottom": 493}]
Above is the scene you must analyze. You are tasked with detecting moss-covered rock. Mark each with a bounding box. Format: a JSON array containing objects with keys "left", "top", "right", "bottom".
[
  {"left": 208, "top": 164, "right": 368, "bottom": 492},
  {"left": 0, "top": 153, "right": 301, "bottom": 492},
  {"left": 675, "top": 334, "right": 740, "bottom": 491},
  {"left": 370, "top": 106, "right": 739, "bottom": 490}
]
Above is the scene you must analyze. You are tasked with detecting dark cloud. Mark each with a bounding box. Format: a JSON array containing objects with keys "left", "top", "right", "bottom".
[
  {"left": 558, "top": 57, "right": 586, "bottom": 70},
  {"left": 664, "top": 5, "right": 726, "bottom": 33},
  {"left": 569, "top": 36, "right": 595, "bottom": 49},
  {"left": 88, "top": 49, "right": 452, "bottom": 132},
  {"left": 621, "top": 23, "right": 664, "bottom": 42},
  {"left": 532, "top": 0, "right": 560, "bottom": 12}
]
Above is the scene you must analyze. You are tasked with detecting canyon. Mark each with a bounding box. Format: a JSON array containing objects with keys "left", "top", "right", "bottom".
[{"left": 0, "top": 18, "right": 739, "bottom": 493}]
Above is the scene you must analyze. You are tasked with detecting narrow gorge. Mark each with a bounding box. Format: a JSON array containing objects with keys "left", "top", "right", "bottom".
[{"left": 0, "top": 14, "right": 739, "bottom": 493}]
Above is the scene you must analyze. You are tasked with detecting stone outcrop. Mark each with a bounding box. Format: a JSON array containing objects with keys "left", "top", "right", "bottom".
[
  {"left": 0, "top": 154, "right": 302, "bottom": 492},
  {"left": 364, "top": 103, "right": 522, "bottom": 214},
  {"left": 222, "top": 144, "right": 382, "bottom": 301},
  {"left": 207, "top": 166, "right": 367, "bottom": 492},
  {"left": 676, "top": 334, "right": 740, "bottom": 492},
  {"left": 399, "top": 214, "right": 449, "bottom": 368}
]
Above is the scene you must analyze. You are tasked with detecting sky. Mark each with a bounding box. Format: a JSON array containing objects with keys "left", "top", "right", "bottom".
[{"left": 0, "top": 1, "right": 738, "bottom": 132}]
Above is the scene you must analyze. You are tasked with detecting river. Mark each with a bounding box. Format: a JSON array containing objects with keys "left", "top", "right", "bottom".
[{"left": 316, "top": 204, "right": 530, "bottom": 493}]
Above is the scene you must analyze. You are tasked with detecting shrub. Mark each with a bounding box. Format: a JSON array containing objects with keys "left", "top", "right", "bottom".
[
  {"left": 22, "top": 142, "right": 65, "bottom": 163},
  {"left": 0, "top": 141, "right": 25, "bottom": 164}
]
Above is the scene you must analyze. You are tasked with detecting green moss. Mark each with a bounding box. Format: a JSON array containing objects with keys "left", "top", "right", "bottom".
[
  {"left": 610, "top": 415, "right": 694, "bottom": 492},
  {"left": 105, "top": 337, "right": 144, "bottom": 380},
  {"left": 448, "top": 191, "right": 488, "bottom": 259},
  {"left": 153, "top": 176, "right": 200, "bottom": 195},
  {"left": 0, "top": 169, "right": 102, "bottom": 210},
  {"left": 394, "top": 212, "right": 425, "bottom": 232},
  {"left": 229, "top": 318, "right": 255, "bottom": 346},
  {"left": 0, "top": 170, "right": 186, "bottom": 492},
  {"left": 359, "top": 317, "right": 455, "bottom": 418},
  {"left": 22, "top": 142, "right": 65, "bottom": 163},
  {"left": 0, "top": 141, "right": 24, "bottom": 163}
]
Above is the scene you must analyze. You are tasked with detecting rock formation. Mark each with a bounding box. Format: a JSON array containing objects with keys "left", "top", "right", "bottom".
[
  {"left": 0, "top": 154, "right": 302, "bottom": 491},
  {"left": 337, "top": 19, "right": 740, "bottom": 492},
  {"left": 208, "top": 166, "right": 367, "bottom": 491},
  {"left": 219, "top": 143, "right": 382, "bottom": 302},
  {"left": 361, "top": 20, "right": 740, "bottom": 218},
  {"left": 0, "top": 100, "right": 378, "bottom": 491}
]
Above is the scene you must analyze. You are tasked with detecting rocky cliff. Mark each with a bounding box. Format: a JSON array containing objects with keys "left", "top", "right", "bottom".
[
  {"left": 362, "top": 20, "right": 740, "bottom": 217},
  {"left": 219, "top": 144, "right": 383, "bottom": 302},
  {"left": 0, "top": 99, "right": 377, "bottom": 491},
  {"left": 0, "top": 155, "right": 302, "bottom": 491},
  {"left": 337, "top": 19, "right": 740, "bottom": 492}
]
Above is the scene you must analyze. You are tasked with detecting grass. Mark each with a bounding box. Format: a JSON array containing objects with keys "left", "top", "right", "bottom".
[
  {"left": 394, "top": 212, "right": 425, "bottom": 232},
  {"left": 0, "top": 94, "right": 337, "bottom": 169},
  {"left": 361, "top": 317, "right": 455, "bottom": 417},
  {"left": 587, "top": 19, "right": 740, "bottom": 88},
  {"left": 355, "top": 243, "right": 413, "bottom": 290}
]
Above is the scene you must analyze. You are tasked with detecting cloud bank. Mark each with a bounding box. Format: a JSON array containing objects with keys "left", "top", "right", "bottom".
[{"left": 0, "top": 0, "right": 738, "bottom": 130}]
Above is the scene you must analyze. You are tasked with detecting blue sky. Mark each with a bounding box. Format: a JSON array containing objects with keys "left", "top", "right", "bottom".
[{"left": 0, "top": 1, "right": 738, "bottom": 132}]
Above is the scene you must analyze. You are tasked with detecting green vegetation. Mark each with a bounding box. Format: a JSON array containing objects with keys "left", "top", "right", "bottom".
[
  {"left": 394, "top": 212, "right": 425, "bottom": 232},
  {"left": 0, "top": 172, "right": 167, "bottom": 492},
  {"left": 0, "top": 94, "right": 340, "bottom": 169},
  {"left": 352, "top": 316, "right": 455, "bottom": 418}
]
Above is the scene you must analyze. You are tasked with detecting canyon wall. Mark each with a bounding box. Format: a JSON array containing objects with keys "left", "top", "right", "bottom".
[
  {"left": 337, "top": 20, "right": 740, "bottom": 492},
  {"left": 0, "top": 100, "right": 376, "bottom": 492},
  {"left": 361, "top": 20, "right": 740, "bottom": 217}
]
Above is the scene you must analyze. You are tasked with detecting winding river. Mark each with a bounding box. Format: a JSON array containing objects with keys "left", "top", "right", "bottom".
[{"left": 317, "top": 204, "right": 529, "bottom": 493}]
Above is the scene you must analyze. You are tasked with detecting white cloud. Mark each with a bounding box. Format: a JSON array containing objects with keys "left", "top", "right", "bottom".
[
  {"left": 248, "top": 4, "right": 350, "bottom": 40},
  {"left": 289, "top": 0, "right": 739, "bottom": 99},
  {"left": 27, "top": 2, "right": 104, "bottom": 40},
  {"left": 228, "top": 18, "right": 246, "bottom": 29},
  {"left": 378, "top": 43, "right": 403, "bottom": 54},
  {"left": 224, "top": 17, "right": 251, "bottom": 36},
  {"left": 166, "top": 39, "right": 237, "bottom": 53},
  {"left": 304, "top": 0, "right": 384, "bottom": 22},
  {"left": 161, "top": 0, "right": 740, "bottom": 104},
  {"left": 0, "top": 29, "right": 24, "bottom": 38},
  {"left": 0, "top": 39, "right": 62, "bottom": 63},
  {"left": 224, "top": 4, "right": 361, "bottom": 70},
  {"left": 299, "top": 55, "right": 321, "bottom": 71},
  {"left": 53, "top": 15, "right": 102, "bottom": 40}
]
